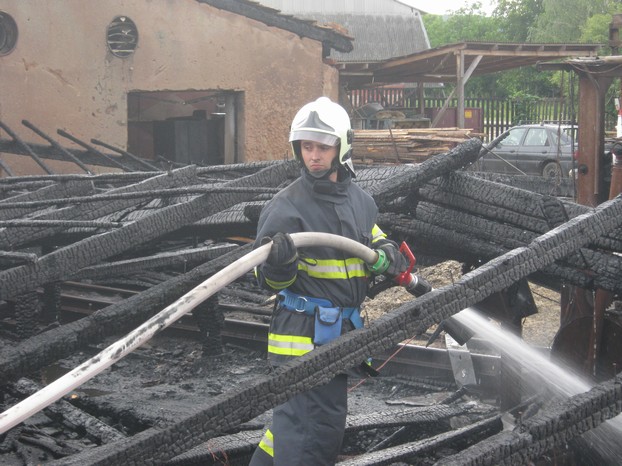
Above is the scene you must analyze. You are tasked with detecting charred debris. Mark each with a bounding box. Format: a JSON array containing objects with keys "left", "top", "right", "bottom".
[{"left": 0, "top": 122, "right": 621, "bottom": 465}]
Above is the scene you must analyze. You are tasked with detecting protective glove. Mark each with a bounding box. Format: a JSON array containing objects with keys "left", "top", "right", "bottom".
[
  {"left": 261, "top": 232, "right": 298, "bottom": 267},
  {"left": 377, "top": 242, "right": 408, "bottom": 277}
]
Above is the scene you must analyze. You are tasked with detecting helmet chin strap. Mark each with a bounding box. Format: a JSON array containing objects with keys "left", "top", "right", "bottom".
[
  {"left": 303, "top": 156, "right": 340, "bottom": 180},
  {"left": 307, "top": 166, "right": 335, "bottom": 180}
]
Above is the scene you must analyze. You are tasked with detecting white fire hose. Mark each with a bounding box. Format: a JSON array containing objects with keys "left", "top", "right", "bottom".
[{"left": 0, "top": 232, "right": 379, "bottom": 434}]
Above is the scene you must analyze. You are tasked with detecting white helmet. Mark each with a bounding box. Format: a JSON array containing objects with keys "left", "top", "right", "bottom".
[{"left": 289, "top": 97, "right": 354, "bottom": 175}]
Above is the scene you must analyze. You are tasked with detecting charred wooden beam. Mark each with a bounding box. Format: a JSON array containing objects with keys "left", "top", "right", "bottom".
[
  {"left": 0, "top": 162, "right": 296, "bottom": 300},
  {"left": 469, "top": 171, "right": 576, "bottom": 198},
  {"left": 339, "top": 415, "right": 503, "bottom": 465},
  {"left": 0, "top": 250, "right": 38, "bottom": 265},
  {"left": 8, "top": 378, "right": 126, "bottom": 445},
  {"left": 0, "top": 171, "right": 160, "bottom": 186},
  {"left": 56, "top": 195, "right": 622, "bottom": 465},
  {"left": 0, "top": 166, "right": 199, "bottom": 250},
  {"left": 370, "top": 138, "right": 482, "bottom": 209},
  {"left": 18, "top": 428, "right": 79, "bottom": 459},
  {"left": 165, "top": 405, "right": 472, "bottom": 466},
  {"left": 422, "top": 172, "right": 622, "bottom": 252},
  {"left": 21, "top": 120, "right": 93, "bottom": 175},
  {"left": 0, "top": 120, "right": 54, "bottom": 174},
  {"left": 0, "top": 139, "right": 124, "bottom": 170},
  {"left": 438, "top": 374, "right": 622, "bottom": 465},
  {"left": 183, "top": 201, "right": 268, "bottom": 238},
  {"left": 192, "top": 295, "right": 224, "bottom": 354},
  {"left": 13, "top": 292, "right": 39, "bottom": 339},
  {"left": 41, "top": 281, "right": 61, "bottom": 323},
  {"left": 0, "top": 244, "right": 252, "bottom": 381},
  {"left": 0, "top": 186, "right": 278, "bottom": 210},
  {"left": 0, "top": 180, "right": 55, "bottom": 194},
  {"left": 381, "top": 203, "right": 622, "bottom": 294},
  {"left": 90, "top": 139, "right": 160, "bottom": 172},
  {"left": 56, "top": 130, "right": 133, "bottom": 172},
  {"left": 419, "top": 175, "right": 551, "bottom": 232},
  {"left": 0, "top": 156, "right": 15, "bottom": 177},
  {"left": 71, "top": 244, "right": 237, "bottom": 281},
  {"left": 344, "top": 404, "right": 471, "bottom": 433},
  {"left": 0, "top": 219, "right": 122, "bottom": 229},
  {"left": 0, "top": 180, "right": 95, "bottom": 220},
  {"left": 195, "top": 160, "right": 280, "bottom": 177}
]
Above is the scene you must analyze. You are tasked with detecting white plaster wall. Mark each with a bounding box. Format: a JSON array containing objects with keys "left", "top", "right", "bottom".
[{"left": 0, "top": 0, "right": 339, "bottom": 172}]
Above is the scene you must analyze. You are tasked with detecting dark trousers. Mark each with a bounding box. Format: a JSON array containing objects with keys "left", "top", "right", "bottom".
[{"left": 249, "top": 374, "right": 348, "bottom": 466}]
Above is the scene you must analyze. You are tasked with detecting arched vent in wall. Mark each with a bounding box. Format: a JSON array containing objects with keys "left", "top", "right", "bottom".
[
  {"left": 106, "top": 16, "right": 138, "bottom": 58},
  {"left": 0, "top": 12, "right": 18, "bottom": 56}
]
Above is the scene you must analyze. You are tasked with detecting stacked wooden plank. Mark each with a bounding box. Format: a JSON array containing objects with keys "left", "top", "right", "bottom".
[{"left": 352, "top": 127, "right": 483, "bottom": 164}]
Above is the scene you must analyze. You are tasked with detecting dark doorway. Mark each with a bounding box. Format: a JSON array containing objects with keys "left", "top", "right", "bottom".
[{"left": 127, "top": 90, "right": 238, "bottom": 166}]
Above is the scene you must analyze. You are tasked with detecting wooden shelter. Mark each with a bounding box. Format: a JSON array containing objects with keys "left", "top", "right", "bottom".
[{"left": 340, "top": 42, "right": 602, "bottom": 128}]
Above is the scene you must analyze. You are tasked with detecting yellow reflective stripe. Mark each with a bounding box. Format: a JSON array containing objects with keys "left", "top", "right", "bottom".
[
  {"left": 258, "top": 429, "right": 274, "bottom": 457},
  {"left": 268, "top": 333, "right": 314, "bottom": 356},
  {"left": 265, "top": 275, "right": 296, "bottom": 290},
  {"left": 298, "top": 257, "right": 370, "bottom": 279},
  {"left": 371, "top": 224, "right": 387, "bottom": 244}
]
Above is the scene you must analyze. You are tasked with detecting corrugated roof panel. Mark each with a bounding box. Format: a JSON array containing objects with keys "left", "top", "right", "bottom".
[
  {"left": 307, "top": 13, "right": 429, "bottom": 62},
  {"left": 256, "top": 0, "right": 421, "bottom": 15},
  {"left": 254, "top": 1, "right": 429, "bottom": 62}
]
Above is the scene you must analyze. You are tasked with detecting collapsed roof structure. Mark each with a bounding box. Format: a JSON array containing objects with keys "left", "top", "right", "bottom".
[{"left": 0, "top": 129, "right": 620, "bottom": 463}]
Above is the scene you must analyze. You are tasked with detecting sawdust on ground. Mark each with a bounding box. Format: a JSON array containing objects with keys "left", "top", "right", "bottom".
[{"left": 362, "top": 260, "right": 561, "bottom": 348}]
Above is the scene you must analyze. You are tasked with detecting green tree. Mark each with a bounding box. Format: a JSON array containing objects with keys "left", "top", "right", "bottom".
[
  {"left": 581, "top": 13, "right": 615, "bottom": 45},
  {"left": 422, "top": 8, "right": 503, "bottom": 47},
  {"left": 422, "top": 1, "right": 560, "bottom": 99},
  {"left": 493, "top": 0, "right": 544, "bottom": 42},
  {"left": 421, "top": 0, "right": 618, "bottom": 117},
  {"left": 529, "top": 0, "right": 614, "bottom": 43}
]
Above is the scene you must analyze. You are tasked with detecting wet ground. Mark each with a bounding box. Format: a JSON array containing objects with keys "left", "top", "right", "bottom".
[
  {"left": 0, "top": 263, "right": 567, "bottom": 465},
  {"left": 1, "top": 329, "right": 499, "bottom": 465}
]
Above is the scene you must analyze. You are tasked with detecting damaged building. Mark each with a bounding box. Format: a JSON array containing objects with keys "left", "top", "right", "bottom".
[{"left": 0, "top": 0, "right": 352, "bottom": 173}]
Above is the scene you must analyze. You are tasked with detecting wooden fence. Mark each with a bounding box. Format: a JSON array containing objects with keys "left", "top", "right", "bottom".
[{"left": 347, "top": 89, "right": 592, "bottom": 142}]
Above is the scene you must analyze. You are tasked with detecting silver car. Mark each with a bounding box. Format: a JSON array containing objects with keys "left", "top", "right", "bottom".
[{"left": 477, "top": 124, "right": 576, "bottom": 178}]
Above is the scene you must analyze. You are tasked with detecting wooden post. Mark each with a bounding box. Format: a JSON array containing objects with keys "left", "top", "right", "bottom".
[
  {"left": 562, "top": 70, "right": 614, "bottom": 379},
  {"left": 456, "top": 50, "right": 465, "bottom": 128},
  {"left": 575, "top": 74, "right": 613, "bottom": 206}
]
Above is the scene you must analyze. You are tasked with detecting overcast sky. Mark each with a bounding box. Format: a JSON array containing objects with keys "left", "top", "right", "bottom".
[{"left": 399, "top": 0, "right": 497, "bottom": 16}]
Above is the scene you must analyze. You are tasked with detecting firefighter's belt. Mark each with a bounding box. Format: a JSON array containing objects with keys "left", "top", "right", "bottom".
[{"left": 277, "top": 289, "right": 363, "bottom": 329}]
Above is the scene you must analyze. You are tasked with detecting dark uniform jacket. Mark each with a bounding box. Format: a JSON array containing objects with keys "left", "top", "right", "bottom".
[{"left": 254, "top": 169, "right": 386, "bottom": 365}]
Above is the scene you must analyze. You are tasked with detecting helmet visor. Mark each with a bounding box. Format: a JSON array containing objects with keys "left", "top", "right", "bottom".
[{"left": 289, "top": 130, "right": 339, "bottom": 147}]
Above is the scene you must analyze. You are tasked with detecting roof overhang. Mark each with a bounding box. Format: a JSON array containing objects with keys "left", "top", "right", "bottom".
[
  {"left": 340, "top": 41, "right": 603, "bottom": 88},
  {"left": 536, "top": 55, "right": 622, "bottom": 78},
  {"left": 198, "top": 0, "right": 354, "bottom": 54}
]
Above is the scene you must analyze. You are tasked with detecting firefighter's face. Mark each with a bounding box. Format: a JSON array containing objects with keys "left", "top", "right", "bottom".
[{"left": 300, "top": 140, "right": 338, "bottom": 175}]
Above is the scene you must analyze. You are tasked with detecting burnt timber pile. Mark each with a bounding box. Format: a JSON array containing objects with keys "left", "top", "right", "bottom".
[{"left": 0, "top": 133, "right": 621, "bottom": 465}]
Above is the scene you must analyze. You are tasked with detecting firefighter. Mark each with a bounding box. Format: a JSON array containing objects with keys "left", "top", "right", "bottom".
[{"left": 249, "top": 97, "right": 407, "bottom": 465}]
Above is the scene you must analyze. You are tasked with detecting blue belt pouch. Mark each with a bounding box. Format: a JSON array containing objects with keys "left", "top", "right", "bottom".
[{"left": 313, "top": 306, "right": 343, "bottom": 345}]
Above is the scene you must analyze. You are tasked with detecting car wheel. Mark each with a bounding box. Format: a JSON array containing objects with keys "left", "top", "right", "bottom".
[{"left": 542, "top": 161, "right": 562, "bottom": 179}]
